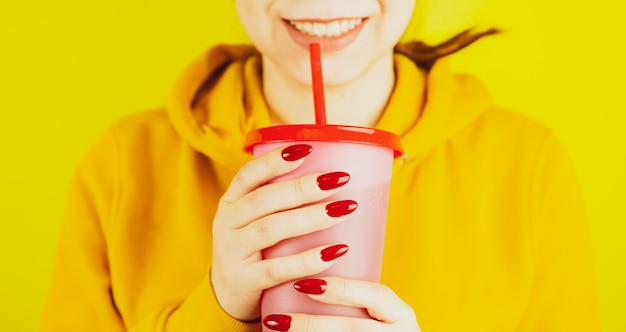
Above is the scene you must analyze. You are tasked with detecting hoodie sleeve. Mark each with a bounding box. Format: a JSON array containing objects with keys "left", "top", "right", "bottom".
[
  {"left": 40, "top": 129, "right": 259, "bottom": 332},
  {"left": 40, "top": 129, "right": 126, "bottom": 331},
  {"left": 515, "top": 133, "right": 602, "bottom": 331}
]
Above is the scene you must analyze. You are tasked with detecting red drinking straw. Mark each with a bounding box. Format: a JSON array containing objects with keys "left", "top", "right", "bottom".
[{"left": 309, "top": 43, "right": 327, "bottom": 125}]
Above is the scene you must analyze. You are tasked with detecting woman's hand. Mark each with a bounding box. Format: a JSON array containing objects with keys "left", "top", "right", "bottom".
[
  {"left": 211, "top": 144, "right": 357, "bottom": 321},
  {"left": 263, "top": 277, "right": 421, "bottom": 331}
]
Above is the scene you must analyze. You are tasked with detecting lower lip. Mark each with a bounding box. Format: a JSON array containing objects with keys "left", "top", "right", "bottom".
[{"left": 282, "top": 19, "right": 367, "bottom": 52}]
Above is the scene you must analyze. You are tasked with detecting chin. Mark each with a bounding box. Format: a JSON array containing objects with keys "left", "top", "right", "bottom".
[
  {"left": 263, "top": 41, "right": 391, "bottom": 88},
  {"left": 270, "top": 59, "right": 354, "bottom": 87},
  {"left": 321, "top": 50, "right": 392, "bottom": 87},
  {"left": 302, "top": 66, "right": 363, "bottom": 87},
  {"left": 320, "top": 66, "right": 363, "bottom": 87}
]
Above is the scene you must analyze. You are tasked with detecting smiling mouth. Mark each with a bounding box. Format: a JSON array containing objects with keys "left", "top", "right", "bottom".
[{"left": 287, "top": 18, "right": 364, "bottom": 38}]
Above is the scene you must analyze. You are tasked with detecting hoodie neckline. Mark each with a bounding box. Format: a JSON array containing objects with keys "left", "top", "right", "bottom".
[{"left": 167, "top": 44, "right": 492, "bottom": 172}]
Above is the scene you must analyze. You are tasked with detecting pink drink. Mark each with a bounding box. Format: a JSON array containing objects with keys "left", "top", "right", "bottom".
[{"left": 245, "top": 125, "right": 403, "bottom": 327}]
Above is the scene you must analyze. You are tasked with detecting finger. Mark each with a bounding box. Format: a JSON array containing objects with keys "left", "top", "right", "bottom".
[
  {"left": 239, "top": 200, "right": 358, "bottom": 251},
  {"left": 300, "top": 277, "right": 416, "bottom": 324},
  {"left": 227, "top": 171, "right": 351, "bottom": 229},
  {"left": 248, "top": 244, "right": 349, "bottom": 291},
  {"left": 220, "top": 144, "right": 312, "bottom": 204},
  {"left": 264, "top": 313, "right": 383, "bottom": 332}
]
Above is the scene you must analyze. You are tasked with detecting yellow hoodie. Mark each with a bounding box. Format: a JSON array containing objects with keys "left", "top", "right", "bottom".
[{"left": 41, "top": 45, "right": 601, "bottom": 331}]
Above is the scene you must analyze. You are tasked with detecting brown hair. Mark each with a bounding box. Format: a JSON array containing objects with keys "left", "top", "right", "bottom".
[{"left": 395, "top": 28, "right": 500, "bottom": 70}]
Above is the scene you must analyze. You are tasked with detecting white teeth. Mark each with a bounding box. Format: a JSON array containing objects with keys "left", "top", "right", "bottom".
[
  {"left": 340, "top": 20, "right": 350, "bottom": 32},
  {"left": 289, "top": 18, "right": 363, "bottom": 37},
  {"left": 313, "top": 23, "right": 326, "bottom": 36},
  {"left": 326, "top": 21, "right": 341, "bottom": 37},
  {"left": 303, "top": 22, "right": 313, "bottom": 33}
]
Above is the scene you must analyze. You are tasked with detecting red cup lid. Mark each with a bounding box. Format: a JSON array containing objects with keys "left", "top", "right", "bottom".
[{"left": 244, "top": 124, "right": 404, "bottom": 158}]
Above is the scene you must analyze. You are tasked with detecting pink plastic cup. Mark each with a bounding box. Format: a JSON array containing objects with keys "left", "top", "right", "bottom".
[{"left": 244, "top": 124, "right": 403, "bottom": 327}]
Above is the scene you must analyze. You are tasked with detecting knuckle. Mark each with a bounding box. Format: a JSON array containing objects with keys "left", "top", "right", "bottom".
[
  {"left": 228, "top": 231, "right": 246, "bottom": 251},
  {"left": 331, "top": 277, "right": 350, "bottom": 298},
  {"left": 292, "top": 176, "right": 309, "bottom": 198},
  {"left": 246, "top": 190, "right": 267, "bottom": 210},
  {"left": 333, "top": 318, "right": 358, "bottom": 332},
  {"left": 302, "top": 316, "right": 320, "bottom": 332},
  {"left": 218, "top": 194, "right": 231, "bottom": 207},
  {"left": 254, "top": 217, "right": 274, "bottom": 238},
  {"left": 263, "top": 151, "right": 283, "bottom": 171},
  {"left": 346, "top": 322, "right": 362, "bottom": 332},
  {"left": 375, "top": 284, "right": 394, "bottom": 307},
  {"left": 219, "top": 189, "right": 241, "bottom": 208},
  {"left": 265, "top": 261, "right": 283, "bottom": 283},
  {"left": 377, "top": 283, "right": 394, "bottom": 299},
  {"left": 302, "top": 252, "right": 323, "bottom": 273},
  {"left": 305, "top": 205, "right": 322, "bottom": 225},
  {"left": 233, "top": 164, "right": 257, "bottom": 189}
]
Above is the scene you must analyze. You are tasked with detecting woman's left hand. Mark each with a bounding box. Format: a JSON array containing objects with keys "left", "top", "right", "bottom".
[{"left": 262, "top": 277, "right": 421, "bottom": 331}]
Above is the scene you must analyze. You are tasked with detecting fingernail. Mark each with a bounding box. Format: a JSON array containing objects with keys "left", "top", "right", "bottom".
[
  {"left": 326, "top": 200, "right": 358, "bottom": 218},
  {"left": 294, "top": 278, "right": 327, "bottom": 295},
  {"left": 281, "top": 144, "right": 313, "bottom": 162},
  {"left": 317, "top": 172, "right": 350, "bottom": 190},
  {"left": 320, "top": 244, "right": 349, "bottom": 262},
  {"left": 263, "top": 314, "right": 292, "bottom": 331}
]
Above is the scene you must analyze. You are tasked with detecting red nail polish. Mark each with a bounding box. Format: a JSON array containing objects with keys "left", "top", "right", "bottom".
[
  {"left": 326, "top": 200, "right": 358, "bottom": 217},
  {"left": 320, "top": 244, "right": 349, "bottom": 262},
  {"left": 317, "top": 172, "right": 350, "bottom": 190},
  {"left": 294, "top": 278, "right": 327, "bottom": 295},
  {"left": 281, "top": 144, "right": 313, "bottom": 162},
  {"left": 263, "top": 314, "right": 292, "bottom": 331}
]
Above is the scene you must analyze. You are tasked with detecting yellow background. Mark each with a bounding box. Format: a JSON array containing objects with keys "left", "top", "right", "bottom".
[{"left": 0, "top": 1, "right": 623, "bottom": 330}]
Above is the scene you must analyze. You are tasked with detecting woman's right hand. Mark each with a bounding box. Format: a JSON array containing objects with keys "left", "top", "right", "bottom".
[{"left": 210, "top": 144, "right": 357, "bottom": 322}]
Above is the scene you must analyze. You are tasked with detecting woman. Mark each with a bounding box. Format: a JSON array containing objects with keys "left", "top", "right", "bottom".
[{"left": 41, "top": 0, "right": 600, "bottom": 331}]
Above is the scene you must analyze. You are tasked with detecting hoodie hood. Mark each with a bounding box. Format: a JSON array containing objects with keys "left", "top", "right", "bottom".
[{"left": 167, "top": 44, "right": 492, "bottom": 171}]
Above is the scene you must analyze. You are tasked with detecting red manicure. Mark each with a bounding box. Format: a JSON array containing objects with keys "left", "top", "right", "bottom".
[
  {"left": 320, "top": 244, "right": 349, "bottom": 262},
  {"left": 281, "top": 144, "right": 313, "bottom": 162},
  {"left": 317, "top": 172, "right": 350, "bottom": 190},
  {"left": 326, "top": 200, "right": 358, "bottom": 217},
  {"left": 294, "top": 278, "right": 327, "bottom": 295},
  {"left": 263, "top": 314, "right": 292, "bottom": 331}
]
